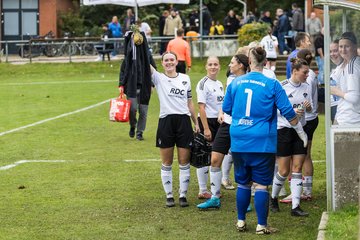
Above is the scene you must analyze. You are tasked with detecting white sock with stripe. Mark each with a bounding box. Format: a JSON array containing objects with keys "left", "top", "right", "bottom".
[
  {"left": 197, "top": 166, "right": 209, "bottom": 193},
  {"left": 161, "top": 164, "right": 173, "bottom": 198},
  {"left": 179, "top": 164, "right": 190, "bottom": 198}
]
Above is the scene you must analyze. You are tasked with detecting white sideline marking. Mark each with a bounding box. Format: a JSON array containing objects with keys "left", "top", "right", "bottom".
[
  {"left": 313, "top": 160, "right": 325, "bottom": 163},
  {"left": 0, "top": 80, "right": 116, "bottom": 86},
  {"left": 124, "top": 159, "right": 160, "bottom": 162},
  {"left": 0, "top": 99, "right": 110, "bottom": 137},
  {"left": 0, "top": 160, "right": 67, "bottom": 171}
]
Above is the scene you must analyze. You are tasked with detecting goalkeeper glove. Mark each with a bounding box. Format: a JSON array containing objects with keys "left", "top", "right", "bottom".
[{"left": 292, "top": 122, "right": 308, "bottom": 148}]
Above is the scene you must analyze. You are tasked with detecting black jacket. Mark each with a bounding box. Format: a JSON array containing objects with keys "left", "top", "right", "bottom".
[{"left": 119, "top": 31, "right": 153, "bottom": 105}]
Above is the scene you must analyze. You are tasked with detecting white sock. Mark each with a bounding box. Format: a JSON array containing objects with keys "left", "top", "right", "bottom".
[
  {"left": 221, "top": 154, "right": 233, "bottom": 181},
  {"left": 179, "top": 164, "right": 190, "bottom": 198},
  {"left": 161, "top": 164, "right": 173, "bottom": 198},
  {"left": 291, "top": 172, "right": 303, "bottom": 209},
  {"left": 210, "top": 166, "right": 222, "bottom": 197},
  {"left": 197, "top": 166, "right": 209, "bottom": 193},
  {"left": 271, "top": 172, "right": 287, "bottom": 198},
  {"left": 303, "top": 176, "right": 313, "bottom": 196}
]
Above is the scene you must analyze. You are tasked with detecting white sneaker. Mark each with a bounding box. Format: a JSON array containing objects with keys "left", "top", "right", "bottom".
[
  {"left": 279, "top": 186, "right": 287, "bottom": 197},
  {"left": 95, "top": 56, "right": 102, "bottom": 61},
  {"left": 256, "top": 224, "right": 278, "bottom": 235},
  {"left": 221, "top": 179, "right": 235, "bottom": 190},
  {"left": 110, "top": 55, "right": 119, "bottom": 60},
  {"left": 236, "top": 220, "right": 246, "bottom": 232}
]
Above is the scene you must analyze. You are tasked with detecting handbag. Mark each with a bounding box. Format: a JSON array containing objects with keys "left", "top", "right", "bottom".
[{"left": 109, "top": 93, "right": 131, "bottom": 122}]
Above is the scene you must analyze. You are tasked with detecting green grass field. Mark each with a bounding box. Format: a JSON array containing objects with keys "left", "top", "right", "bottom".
[{"left": 0, "top": 59, "right": 329, "bottom": 239}]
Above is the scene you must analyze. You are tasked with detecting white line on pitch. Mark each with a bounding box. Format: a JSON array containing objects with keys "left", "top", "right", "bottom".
[
  {"left": 0, "top": 99, "right": 110, "bottom": 137},
  {"left": 313, "top": 160, "right": 325, "bottom": 163},
  {"left": 0, "top": 160, "right": 67, "bottom": 171},
  {"left": 0, "top": 80, "right": 116, "bottom": 86},
  {"left": 124, "top": 159, "right": 160, "bottom": 162}
]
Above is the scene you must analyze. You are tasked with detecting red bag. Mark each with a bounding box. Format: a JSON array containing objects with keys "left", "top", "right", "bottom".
[{"left": 109, "top": 93, "right": 131, "bottom": 122}]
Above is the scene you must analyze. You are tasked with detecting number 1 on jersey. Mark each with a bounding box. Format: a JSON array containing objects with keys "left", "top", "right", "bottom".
[{"left": 245, "top": 88, "right": 253, "bottom": 117}]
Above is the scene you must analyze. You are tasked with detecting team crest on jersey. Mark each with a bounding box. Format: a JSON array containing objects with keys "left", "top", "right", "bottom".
[
  {"left": 288, "top": 94, "right": 293, "bottom": 98},
  {"left": 220, "top": 87, "right": 223, "bottom": 91},
  {"left": 182, "top": 81, "right": 187, "bottom": 85},
  {"left": 213, "top": 89, "right": 216, "bottom": 92},
  {"left": 303, "top": 93, "right": 308, "bottom": 98}
]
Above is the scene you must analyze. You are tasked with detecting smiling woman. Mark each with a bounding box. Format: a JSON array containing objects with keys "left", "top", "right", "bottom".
[{"left": 149, "top": 51, "right": 200, "bottom": 208}]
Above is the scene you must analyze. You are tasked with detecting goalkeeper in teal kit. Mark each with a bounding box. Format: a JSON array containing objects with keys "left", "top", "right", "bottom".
[{"left": 222, "top": 45, "right": 308, "bottom": 235}]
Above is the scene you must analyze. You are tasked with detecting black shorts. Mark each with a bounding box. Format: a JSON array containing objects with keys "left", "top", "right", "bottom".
[
  {"left": 176, "top": 61, "right": 186, "bottom": 74},
  {"left": 211, "top": 122, "right": 231, "bottom": 154},
  {"left": 266, "top": 58, "right": 277, "bottom": 62},
  {"left": 198, "top": 117, "right": 220, "bottom": 142},
  {"left": 277, "top": 127, "right": 307, "bottom": 157},
  {"left": 156, "top": 114, "right": 193, "bottom": 148},
  {"left": 304, "top": 117, "right": 319, "bottom": 141}
]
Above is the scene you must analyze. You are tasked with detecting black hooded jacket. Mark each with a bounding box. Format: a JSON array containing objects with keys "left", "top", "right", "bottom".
[{"left": 119, "top": 31, "right": 153, "bottom": 105}]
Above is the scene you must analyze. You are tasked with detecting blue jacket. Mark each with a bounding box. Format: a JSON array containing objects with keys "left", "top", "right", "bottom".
[
  {"left": 278, "top": 14, "right": 290, "bottom": 33},
  {"left": 222, "top": 72, "right": 296, "bottom": 153},
  {"left": 108, "top": 22, "right": 122, "bottom": 38},
  {"left": 286, "top": 49, "right": 299, "bottom": 79}
]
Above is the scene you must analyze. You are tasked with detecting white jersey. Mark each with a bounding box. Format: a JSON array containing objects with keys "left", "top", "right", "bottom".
[
  {"left": 277, "top": 79, "right": 312, "bottom": 129},
  {"left": 152, "top": 70, "right": 192, "bottom": 118},
  {"left": 305, "top": 69, "right": 318, "bottom": 121},
  {"left": 223, "top": 74, "right": 236, "bottom": 124},
  {"left": 260, "top": 35, "right": 278, "bottom": 59},
  {"left": 196, "top": 76, "right": 224, "bottom": 118},
  {"left": 263, "top": 68, "right": 277, "bottom": 80},
  {"left": 335, "top": 56, "right": 360, "bottom": 125},
  {"left": 330, "top": 65, "right": 342, "bottom": 107}
]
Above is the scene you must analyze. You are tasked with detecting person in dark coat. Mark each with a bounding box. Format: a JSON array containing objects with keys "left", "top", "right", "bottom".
[
  {"left": 119, "top": 31, "right": 154, "bottom": 140},
  {"left": 224, "top": 10, "right": 239, "bottom": 35}
]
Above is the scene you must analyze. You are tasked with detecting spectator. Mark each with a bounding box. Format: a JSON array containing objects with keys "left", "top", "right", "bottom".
[
  {"left": 286, "top": 32, "right": 311, "bottom": 79},
  {"left": 163, "top": 9, "right": 183, "bottom": 49},
  {"left": 246, "top": 11, "right": 257, "bottom": 24},
  {"left": 314, "top": 28, "right": 324, "bottom": 84},
  {"left": 189, "top": 9, "right": 199, "bottom": 31},
  {"left": 306, "top": 12, "right": 322, "bottom": 51},
  {"left": 159, "top": 10, "right": 169, "bottom": 54},
  {"left": 149, "top": 52, "right": 199, "bottom": 208},
  {"left": 166, "top": 28, "right": 191, "bottom": 74},
  {"left": 260, "top": 11, "right": 273, "bottom": 27},
  {"left": 330, "top": 32, "right": 360, "bottom": 125},
  {"left": 276, "top": 8, "right": 291, "bottom": 55},
  {"left": 185, "top": 26, "right": 199, "bottom": 42},
  {"left": 223, "top": 45, "right": 308, "bottom": 234},
  {"left": 270, "top": 57, "right": 311, "bottom": 218},
  {"left": 224, "top": 10, "right": 239, "bottom": 35},
  {"left": 95, "top": 24, "right": 113, "bottom": 61},
  {"left": 124, "top": 8, "right": 136, "bottom": 32},
  {"left": 108, "top": 16, "right": 122, "bottom": 58},
  {"left": 119, "top": 31, "right": 153, "bottom": 141},
  {"left": 202, "top": 4, "right": 212, "bottom": 36},
  {"left": 176, "top": 10, "right": 187, "bottom": 30},
  {"left": 291, "top": 3, "right": 304, "bottom": 33}
]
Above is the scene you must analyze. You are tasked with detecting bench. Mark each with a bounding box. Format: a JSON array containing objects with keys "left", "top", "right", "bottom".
[{"left": 95, "top": 44, "right": 113, "bottom": 61}]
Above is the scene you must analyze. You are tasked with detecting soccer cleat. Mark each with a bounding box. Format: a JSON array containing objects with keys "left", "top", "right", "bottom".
[
  {"left": 270, "top": 197, "right": 280, "bottom": 213},
  {"left": 279, "top": 186, "right": 287, "bottom": 197},
  {"left": 279, "top": 194, "right": 292, "bottom": 204},
  {"left": 235, "top": 220, "right": 247, "bottom": 232},
  {"left": 197, "top": 196, "right": 220, "bottom": 210},
  {"left": 129, "top": 127, "right": 135, "bottom": 138},
  {"left": 256, "top": 224, "right": 278, "bottom": 235},
  {"left": 247, "top": 203, "right": 252, "bottom": 212},
  {"left": 136, "top": 133, "right": 144, "bottom": 141},
  {"left": 222, "top": 179, "right": 235, "bottom": 190},
  {"left": 179, "top": 197, "right": 189, "bottom": 207},
  {"left": 291, "top": 206, "right": 309, "bottom": 217},
  {"left": 198, "top": 191, "right": 212, "bottom": 199},
  {"left": 166, "top": 197, "right": 175, "bottom": 207},
  {"left": 301, "top": 193, "right": 312, "bottom": 201}
]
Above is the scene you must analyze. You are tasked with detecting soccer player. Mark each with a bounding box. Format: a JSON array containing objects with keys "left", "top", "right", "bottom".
[
  {"left": 330, "top": 32, "right": 360, "bottom": 125},
  {"left": 197, "top": 54, "right": 250, "bottom": 209},
  {"left": 270, "top": 58, "right": 312, "bottom": 217},
  {"left": 195, "top": 56, "right": 224, "bottom": 200},
  {"left": 260, "top": 27, "right": 279, "bottom": 71},
  {"left": 329, "top": 39, "right": 343, "bottom": 123},
  {"left": 150, "top": 51, "right": 199, "bottom": 207},
  {"left": 223, "top": 45, "right": 308, "bottom": 234}
]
